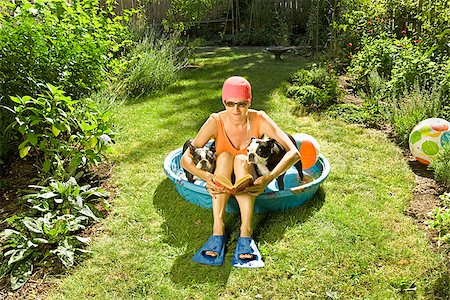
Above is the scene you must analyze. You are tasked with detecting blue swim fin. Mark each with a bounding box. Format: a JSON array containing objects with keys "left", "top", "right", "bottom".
[
  {"left": 192, "top": 235, "right": 226, "bottom": 266},
  {"left": 232, "top": 237, "right": 265, "bottom": 268}
]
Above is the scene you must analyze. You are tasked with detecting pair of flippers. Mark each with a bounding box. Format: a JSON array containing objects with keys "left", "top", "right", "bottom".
[{"left": 192, "top": 235, "right": 265, "bottom": 268}]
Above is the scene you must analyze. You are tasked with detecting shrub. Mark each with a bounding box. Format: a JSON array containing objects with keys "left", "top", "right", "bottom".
[
  {"left": 289, "top": 67, "right": 340, "bottom": 100},
  {"left": 287, "top": 66, "right": 340, "bottom": 111},
  {"left": 0, "top": 0, "right": 132, "bottom": 100},
  {"left": 428, "top": 206, "right": 450, "bottom": 247},
  {"left": 6, "top": 84, "right": 115, "bottom": 181},
  {"left": 431, "top": 144, "right": 450, "bottom": 189},
  {"left": 0, "top": 0, "right": 132, "bottom": 162},
  {"left": 0, "top": 177, "right": 109, "bottom": 290},
  {"left": 287, "top": 85, "right": 332, "bottom": 110},
  {"left": 326, "top": 103, "right": 384, "bottom": 127}
]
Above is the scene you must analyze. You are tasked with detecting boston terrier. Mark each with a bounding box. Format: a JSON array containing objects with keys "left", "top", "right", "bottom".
[
  {"left": 246, "top": 134, "right": 303, "bottom": 190},
  {"left": 182, "top": 139, "right": 216, "bottom": 183}
]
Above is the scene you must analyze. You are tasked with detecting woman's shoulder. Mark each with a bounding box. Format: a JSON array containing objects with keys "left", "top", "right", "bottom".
[{"left": 249, "top": 109, "right": 267, "bottom": 119}]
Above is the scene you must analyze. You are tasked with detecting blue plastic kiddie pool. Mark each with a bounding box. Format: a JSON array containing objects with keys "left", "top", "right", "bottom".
[{"left": 163, "top": 141, "right": 330, "bottom": 214}]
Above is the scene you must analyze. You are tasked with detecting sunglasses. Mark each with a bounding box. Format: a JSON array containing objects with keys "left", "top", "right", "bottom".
[{"left": 224, "top": 101, "right": 248, "bottom": 108}]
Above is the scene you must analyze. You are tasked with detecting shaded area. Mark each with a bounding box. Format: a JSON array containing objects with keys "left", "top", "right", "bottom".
[{"left": 153, "top": 179, "right": 325, "bottom": 287}]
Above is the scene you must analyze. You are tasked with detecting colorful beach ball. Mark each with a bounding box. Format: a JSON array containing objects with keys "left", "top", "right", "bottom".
[
  {"left": 409, "top": 118, "right": 450, "bottom": 165},
  {"left": 293, "top": 133, "right": 320, "bottom": 169}
]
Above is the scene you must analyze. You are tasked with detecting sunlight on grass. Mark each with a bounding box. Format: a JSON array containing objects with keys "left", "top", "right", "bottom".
[{"left": 47, "top": 48, "right": 448, "bottom": 299}]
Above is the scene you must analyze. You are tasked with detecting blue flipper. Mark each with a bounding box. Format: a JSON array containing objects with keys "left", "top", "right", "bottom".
[
  {"left": 192, "top": 235, "right": 226, "bottom": 266},
  {"left": 232, "top": 237, "right": 265, "bottom": 268}
]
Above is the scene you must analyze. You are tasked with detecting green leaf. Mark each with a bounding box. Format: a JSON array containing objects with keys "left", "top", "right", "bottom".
[
  {"left": 18, "top": 140, "right": 29, "bottom": 149},
  {"left": 27, "top": 133, "right": 38, "bottom": 146},
  {"left": 19, "top": 146, "right": 31, "bottom": 159},
  {"left": 51, "top": 125, "right": 61, "bottom": 137},
  {"left": 0, "top": 260, "right": 12, "bottom": 279},
  {"left": 23, "top": 218, "right": 43, "bottom": 234},
  {"left": 38, "top": 192, "right": 58, "bottom": 199},
  {"left": 9, "top": 96, "right": 22, "bottom": 104},
  {"left": 42, "top": 160, "right": 51, "bottom": 173},
  {"left": 46, "top": 83, "right": 58, "bottom": 95},
  {"left": 10, "top": 259, "right": 33, "bottom": 290},
  {"left": 80, "top": 122, "right": 97, "bottom": 132},
  {"left": 8, "top": 249, "right": 28, "bottom": 265},
  {"left": 79, "top": 205, "right": 101, "bottom": 222}
]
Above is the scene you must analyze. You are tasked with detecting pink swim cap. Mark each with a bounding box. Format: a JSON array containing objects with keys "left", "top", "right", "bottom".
[{"left": 222, "top": 76, "right": 252, "bottom": 104}]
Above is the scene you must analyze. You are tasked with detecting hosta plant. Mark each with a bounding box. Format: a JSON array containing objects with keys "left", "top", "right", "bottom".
[{"left": 0, "top": 177, "right": 108, "bottom": 290}]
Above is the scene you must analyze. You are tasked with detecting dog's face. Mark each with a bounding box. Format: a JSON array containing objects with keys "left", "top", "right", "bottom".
[
  {"left": 189, "top": 144, "right": 215, "bottom": 172},
  {"left": 247, "top": 138, "right": 277, "bottom": 165}
]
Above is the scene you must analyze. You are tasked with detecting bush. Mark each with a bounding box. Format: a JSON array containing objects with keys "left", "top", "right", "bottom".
[
  {"left": 6, "top": 84, "right": 115, "bottom": 181},
  {"left": 287, "top": 85, "right": 332, "bottom": 110},
  {"left": 0, "top": 0, "right": 132, "bottom": 100},
  {"left": 0, "top": 177, "right": 109, "bottom": 290},
  {"left": 326, "top": 103, "right": 384, "bottom": 127},
  {"left": 287, "top": 66, "right": 340, "bottom": 111},
  {"left": 431, "top": 144, "right": 450, "bottom": 189},
  {"left": 0, "top": 0, "right": 132, "bottom": 162}
]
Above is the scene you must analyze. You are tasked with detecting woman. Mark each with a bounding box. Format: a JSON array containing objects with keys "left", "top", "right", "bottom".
[{"left": 180, "top": 76, "right": 301, "bottom": 268}]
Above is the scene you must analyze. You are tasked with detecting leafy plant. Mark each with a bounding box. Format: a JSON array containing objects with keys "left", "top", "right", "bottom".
[
  {"left": 326, "top": 103, "right": 384, "bottom": 127},
  {"left": 0, "top": 177, "right": 108, "bottom": 290},
  {"left": 287, "top": 66, "right": 340, "bottom": 111},
  {"left": 6, "top": 84, "right": 115, "bottom": 181},
  {"left": 288, "top": 85, "right": 332, "bottom": 110},
  {"left": 431, "top": 143, "right": 450, "bottom": 189},
  {"left": 428, "top": 206, "right": 450, "bottom": 247}
]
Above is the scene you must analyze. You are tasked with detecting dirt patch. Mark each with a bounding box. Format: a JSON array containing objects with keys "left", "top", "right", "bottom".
[{"left": 338, "top": 75, "right": 364, "bottom": 106}]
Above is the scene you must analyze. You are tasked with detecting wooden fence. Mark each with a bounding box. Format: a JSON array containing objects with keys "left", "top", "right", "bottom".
[{"left": 116, "top": 0, "right": 308, "bottom": 26}]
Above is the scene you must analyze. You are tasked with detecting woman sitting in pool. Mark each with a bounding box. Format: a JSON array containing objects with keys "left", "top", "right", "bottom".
[{"left": 180, "top": 76, "right": 301, "bottom": 268}]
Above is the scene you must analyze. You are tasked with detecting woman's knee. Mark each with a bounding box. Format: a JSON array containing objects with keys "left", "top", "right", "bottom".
[
  {"left": 234, "top": 154, "right": 251, "bottom": 175},
  {"left": 215, "top": 152, "right": 234, "bottom": 176}
]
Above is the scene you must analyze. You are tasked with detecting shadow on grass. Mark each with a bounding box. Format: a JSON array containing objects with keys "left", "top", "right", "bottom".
[{"left": 153, "top": 179, "right": 325, "bottom": 287}]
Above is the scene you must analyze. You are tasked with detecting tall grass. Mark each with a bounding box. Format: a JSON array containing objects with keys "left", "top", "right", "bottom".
[
  {"left": 385, "top": 84, "right": 443, "bottom": 145},
  {"left": 119, "top": 31, "right": 186, "bottom": 98}
]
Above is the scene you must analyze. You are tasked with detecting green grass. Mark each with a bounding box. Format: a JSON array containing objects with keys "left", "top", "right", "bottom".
[{"left": 47, "top": 47, "right": 450, "bottom": 299}]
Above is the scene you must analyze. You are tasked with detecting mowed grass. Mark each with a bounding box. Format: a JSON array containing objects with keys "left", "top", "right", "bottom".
[{"left": 47, "top": 48, "right": 450, "bottom": 299}]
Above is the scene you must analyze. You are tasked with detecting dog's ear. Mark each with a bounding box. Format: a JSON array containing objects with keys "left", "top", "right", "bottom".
[
  {"left": 189, "top": 143, "right": 197, "bottom": 155},
  {"left": 267, "top": 139, "right": 278, "bottom": 153},
  {"left": 209, "top": 141, "right": 216, "bottom": 153},
  {"left": 267, "top": 138, "right": 277, "bottom": 145}
]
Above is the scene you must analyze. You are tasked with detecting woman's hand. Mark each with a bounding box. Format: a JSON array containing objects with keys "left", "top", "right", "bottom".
[
  {"left": 242, "top": 174, "right": 273, "bottom": 196},
  {"left": 205, "top": 172, "right": 226, "bottom": 199}
]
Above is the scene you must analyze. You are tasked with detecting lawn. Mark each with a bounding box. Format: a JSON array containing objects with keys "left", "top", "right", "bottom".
[{"left": 47, "top": 47, "right": 449, "bottom": 299}]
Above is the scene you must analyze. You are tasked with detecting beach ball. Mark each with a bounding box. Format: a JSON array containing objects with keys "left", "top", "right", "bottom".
[
  {"left": 409, "top": 118, "right": 450, "bottom": 165},
  {"left": 293, "top": 133, "right": 320, "bottom": 169}
]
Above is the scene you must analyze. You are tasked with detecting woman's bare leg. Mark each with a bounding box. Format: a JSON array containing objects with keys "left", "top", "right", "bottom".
[
  {"left": 233, "top": 154, "right": 256, "bottom": 238},
  {"left": 206, "top": 152, "right": 233, "bottom": 257}
]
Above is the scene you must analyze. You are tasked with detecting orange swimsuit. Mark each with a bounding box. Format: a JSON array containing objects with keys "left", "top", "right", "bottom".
[{"left": 211, "top": 111, "right": 263, "bottom": 156}]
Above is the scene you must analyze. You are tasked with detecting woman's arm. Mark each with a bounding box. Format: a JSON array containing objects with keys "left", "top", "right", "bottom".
[{"left": 245, "top": 112, "right": 301, "bottom": 195}]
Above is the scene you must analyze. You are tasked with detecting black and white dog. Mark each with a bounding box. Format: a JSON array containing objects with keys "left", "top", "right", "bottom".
[
  {"left": 182, "top": 139, "right": 216, "bottom": 183},
  {"left": 247, "top": 134, "right": 303, "bottom": 190}
]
